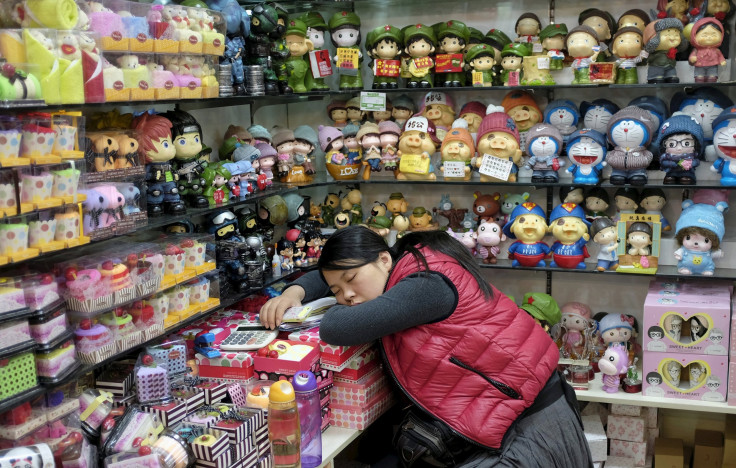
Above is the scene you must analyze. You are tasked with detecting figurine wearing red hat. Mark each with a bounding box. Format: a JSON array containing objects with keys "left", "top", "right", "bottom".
[
  {"left": 548, "top": 203, "right": 591, "bottom": 269},
  {"left": 459, "top": 101, "right": 485, "bottom": 134},
  {"left": 396, "top": 116, "right": 441, "bottom": 180},
  {"left": 501, "top": 90, "right": 542, "bottom": 153},
  {"left": 475, "top": 105, "right": 523, "bottom": 182}
]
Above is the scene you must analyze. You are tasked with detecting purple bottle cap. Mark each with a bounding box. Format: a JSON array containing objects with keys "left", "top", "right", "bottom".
[{"left": 292, "top": 370, "right": 317, "bottom": 392}]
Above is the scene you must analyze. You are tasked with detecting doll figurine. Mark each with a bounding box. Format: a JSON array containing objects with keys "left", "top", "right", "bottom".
[
  {"left": 543, "top": 100, "right": 579, "bottom": 144},
  {"left": 465, "top": 44, "right": 496, "bottom": 87},
  {"left": 643, "top": 18, "right": 684, "bottom": 84},
  {"left": 613, "top": 188, "right": 639, "bottom": 223},
  {"left": 590, "top": 217, "right": 619, "bottom": 271},
  {"left": 606, "top": 106, "right": 656, "bottom": 185},
  {"left": 500, "top": 43, "right": 530, "bottom": 86},
  {"left": 299, "top": 12, "right": 330, "bottom": 92},
  {"left": 391, "top": 95, "right": 416, "bottom": 128},
  {"left": 255, "top": 143, "right": 278, "bottom": 181},
  {"left": 655, "top": 114, "right": 704, "bottom": 185},
  {"left": 612, "top": 27, "right": 648, "bottom": 84},
  {"left": 559, "top": 186, "right": 585, "bottom": 205},
  {"left": 161, "top": 110, "right": 210, "bottom": 208},
  {"left": 272, "top": 128, "right": 296, "bottom": 179},
  {"left": 378, "top": 120, "right": 401, "bottom": 172},
  {"left": 386, "top": 192, "right": 408, "bottom": 220},
  {"left": 246, "top": 3, "right": 281, "bottom": 95},
  {"left": 269, "top": 5, "right": 292, "bottom": 95},
  {"left": 371, "top": 101, "right": 393, "bottom": 124},
  {"left": 540, "top": 23, "right": 568, "bottom": 70},
  {"left": 421, "top": 92, "right": 456, "bottom": 141},
  {"left": 357, "top": 122, "right": 382, "bottom": 175},
  {"left": 499, "top": 192, "right": 530, "bottom": 225},
  {"left": 689, "top": 18, "right": 726, "bottom": 83},
  {"left": 132, "top": 114, "right": 185, "bottom": 217},
  {"left": 293, "top": 125, "right": 318, "bottom": 177},
  {"left": 565, "top": 129, "right": 607, "bottom": 185},
  {"left": 674, "top": 199, "right": 728, "bottom": 275},
  {"left": 656, "top": 0, "right": 690, "bottom": 25},
  {"left": 578, "top": 9, "right": 616, "bottom": 61},
  {"left": 503, "top": 202, "right": 550, "bottom": 268},
  {"left": 396, "top": 116, "right": 440, "bottom": 181},
  {"left": 524, "top": 124, "right": 564, "bottom": 183},
  {"left": 599, "top": 344, "right": 629, "bottom": 393},
  {"left": 584, "top": 188, "right": 609, "bottom": 222},
  {"left": 475, "top": 220, "right": 505, "bottom": 264},
  {"left": 318, "top": 125, "right": 346, "bottom": 166},
  {"left": 580, "top": 99, "right": 620, "bottom": 135},
  {"left": 403, "top": 23, "right": 435, "bottom": 88},
  {"left": 618, "top": 9, "right": 650, "bottom": 32},
  {"left": 340, "top": 188, "right": 363, "bottom": 226},
  {"left": 436, "top": 20, "right": 469, "bottom": 87},
  {"left": 440, "top": 120, "right": 475, "bottom": 181},
  {"left": 560, "top": 302, "right": 592, "bottom": 354},
  {"left": 327, "top": 100, "right": 348, "bottom": 129},
  {"left": 671, "top": 88, "right": 733, "bottom": 153},
  {"left": 665, "top": 314, "right": 683, "bottom": 342},
  {"left": 514, "top": 13, "right": 542, "bottom": 44},
  {"left": 202, "top": 163, "right": 231, "bottom": 205},
  {"left": 640, "top": 188, "right": 671, "bottom": 231},
  {"left": 329, "top": 11, "right": 362, "bottom": 91},
  {"left": 482, "top": 29, "right": 511, "bottom": 85},
  {"left": 548, "top": 203, "right": 590, "bottom": 269},
  {"left": 475, "top": 106, "right": 523, "bottom": 182},
  {"left": 459, "top": 101, "right": 485, "bottom": 135},
  {"left": 627, "top": 222, "right": 652, "bottom": 255},
  {"left": 346, "top": 97, "right": 365, "bottom": 126},
  {"left": 369, "top": 25, "right": 402, "bottom": 89},
  {"left": 342, "top": 123, "right": 362, "bottom": 165},
  {"left": 472, "top": 191, "right": 501, "bottom": 224},
  {"left": 502, "top": 91, "right": 542, "bottom": 152},
  {"left": 710, "top": 107, "right": 736, "bottom": 185},
  {"left": 283, "top": 18, "right": 313, "bottom": 93},
  {"left": 566, "top": 26, "right": 600, "bottom": 84},
  {"left": 598, "top": 313, "right": 635, "bottom": 348}
]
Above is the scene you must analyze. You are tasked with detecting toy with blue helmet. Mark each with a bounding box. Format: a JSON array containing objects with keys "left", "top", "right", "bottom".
[
  {"left": 565, "top": 128, "right": 608, "bottom": 184},
  {"left": 710, "top": 106, "right": 736, "bottom": 186},
  {"left": 674, "top": 199, "right": 728, "bottom": 275},
  {"left": 655, "top": 114, "right": 704, "bottom": 185},
  {"left": 544, "top": 100, "right": 580, "bottom": 143},
  {"left": 548, "top": 203, "right": 591, "bottom": 269},
  {"left": 524, "top": 123, "right": 564, "bottom": 183},
  {"left": 503, "top": 202, "right": 550, "bottom": 268}
]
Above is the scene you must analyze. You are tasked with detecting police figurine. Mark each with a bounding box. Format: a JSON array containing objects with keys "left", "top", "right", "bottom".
[{"left": 247, "top": 3, "right": 281, "bottom": 95}]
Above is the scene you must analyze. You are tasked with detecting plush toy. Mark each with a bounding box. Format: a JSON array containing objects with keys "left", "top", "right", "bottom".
[
  {"left": 674, "top": 199, "right": 728, "bottom": 275},
  {"left": 524, "top": 123, "right": 564, "bottom": 183},
  {"left": 503, "top": 202, "right": 550, "bottom": 267},
  {"left": 548, "top": 203, "right": 590, "bottom": 269},
  {"left": 606, "top": 106, "right": 656, "bottom": 185},
  {"left": 565, "top": 128, "right": 607, "bottom": 185}
]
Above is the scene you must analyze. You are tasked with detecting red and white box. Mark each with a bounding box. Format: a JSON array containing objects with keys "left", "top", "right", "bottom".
[
  {"left": 606, "top": 414, "right": 648, "bottom": 443},
  {"left": 330, "top": 367, "right": 387, "bottom": 407},
  {"left": 195, "top": 450, "right": 231, "bottom": 468},
  {"left": 582, "top": 415, "right": 607, "bottom": 463},
  {"left": 253, "top": 340, "right": 319, "bottom": 379},
  {"left": 231, "top": 436, "right": 255, "bottom": 460},
  {"left": 287, "top": 329, "right": 375, "bottom": 371},
  {"left": 191, "top": 429, "right": 229, "bottom": 461},
  {"left": 610, "top": 439, "right": 647, "bottom": 467},
  {"left": 172, "top": 387, "right": 205, "bottom": 412},
  {"left": 197, "top": 351, "right": 254, "bottom": 382},
  {"left": 610, "top": 404, "right": 643, "bottom": 417},
  {"left": 605, "top": 456, "right": 636, "bottom": 468},
  {"left": 141, "top": 400, "right": 186, "bottom": 427},
  {"left": 330, "top": 388, "right": 395, "bottom": 430},
  {"left": 214, "top": 418, "right": 249, "bottom": 444},
  {"left": 334, "top": 346, "right": 380, "bottom": 382},
  {"left": 196, "top": 381, "right": 227, "bottom": 404}
]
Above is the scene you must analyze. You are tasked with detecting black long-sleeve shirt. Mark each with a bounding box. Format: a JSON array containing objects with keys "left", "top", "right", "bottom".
[{"left": 289, "top": 270, "right": 457, "bottom": 346}]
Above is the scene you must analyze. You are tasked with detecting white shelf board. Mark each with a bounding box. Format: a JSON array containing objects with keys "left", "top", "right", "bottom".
[
  {"left": 575, "top": 373, "right": 736, "bottom": 415},
  {"left": 317, "top": 426, "right": 362, "bottom": 468}
]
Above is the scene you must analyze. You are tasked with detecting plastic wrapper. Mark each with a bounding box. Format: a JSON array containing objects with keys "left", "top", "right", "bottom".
[
  {"left": 22, "top": 29, "right": 62, "bottom": 104},
  {"left": 79, "top": 31, "right": 105, "bottom": 104},
  {"left": 18, "top": 165, "right": 63, "bottom": 213},
  {"left": 200, "top": 55, "right": 219, "bottom": 99},
  {"left": 135, "top": 352, "right": 170, "bottom": 404},
  {"left": 0, "top": 443, "right": 55, "bottom": 467},
  {"left": 0, "top": 61, "right": 44, "bottom": 107},
  {"left": 105, "top": 449, "right": 167, "bottom": 468},
  {"left": 100, "top": 308, "right": 142, "bottom": 353},
  {"left": 0, "top": 401, "right": 47, "bottom": 443},
  {"left": 29, "top": 304, "right": 67, "bottom": 345},
  {"left": 151, "top": 429, "right": 194, "bottom": 468},
  {"left": 146, "top": 338, "right": 188, "bottom": 378},
  {"left": 0, "top": 214, "right": 39, "bottom": 262},
  {"left": 73, "top": 319, "right": 115, "bottom": 364},
  {"left": 86, "top": 0, "right": 131, "bottom": 52},
  {"left": 0, "top": 115, "right": 26, "bottom": 166},
  {"left": 0, "top": 168, "right": 18, "bottom": 219},
  {"left": 104, "top": 52, "right": 155, "bottom": 101},
  {"left": 0, "top": 318, "right": 32, "bottom": 355},
  {"left": 28, "top": 209, "right": 67, "bottom": 253},
  {"left": 0, "top": 351, "right": 38, "bottom": 404},
  {"left": 78, "top": 389, "right": 114, "bottom": 435},
  {"left": 51, "top": 112, "right": 85, "bottom": 161},
  {"left": 102, "top": 405, "right": 164, "bottom": 456},
  {"left": 201, "top": 9, "right": 225, "bottom": 56}
]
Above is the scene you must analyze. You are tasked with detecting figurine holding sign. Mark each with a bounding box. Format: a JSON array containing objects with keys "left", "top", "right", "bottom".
[
  {"left": 396, "top": 116, "right": 441, "bottom": 181},
  {"left": 329, "top": 11, "right": 363, "bottom": 91},
  {"left": 566, "top": 25, "right": 600, "bottom": 85},
  {"left": 404, "top": 23, "right": 436, "bottom": 88},
  {"left": 369, "top": 24, "right": 403, "bottom": 89},
  {"left": 436, "top": 20, "right": 469, "bottom": 87},
  {"left": 475, "top": 106, "right": 523, "bottom": 182},
  {"left": 300, "top": 12, "right": 331, "bottom": 92}
]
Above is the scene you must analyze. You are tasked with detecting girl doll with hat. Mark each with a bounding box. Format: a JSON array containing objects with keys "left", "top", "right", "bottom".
[
  {"left": 318, "top": 125, "right": 346, "bottom": 166},
  {"left": 674, "top": 199, "right": 728, "bottom": 275},
  {"left": 560, "top": 301, "right": 592, "bottom": 356},
  {"left": 688, "top": 17, "right": 727, "bottom": 83},
  {"left": 378, "top": 120, "right": 401, "bottom": 172}
]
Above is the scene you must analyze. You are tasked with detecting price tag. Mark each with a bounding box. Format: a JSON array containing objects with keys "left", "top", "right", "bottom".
[
  {"left": 443, "top": 161, "right": 465, "bottom": 178},
  {"left": 309, "top": 49, "right": 333, "bottom": 78},
  {"left": 536, "top": 56, "right": 550, "bottom": 70},
  {"left": 507, "top": 70, "right": 520, "bottom": 87},
  {"left": 478, "top": 154, "right": 513, "bottom": 181},
  {"left": 360, "top": 92, "right": 386, "bottom": 111}
]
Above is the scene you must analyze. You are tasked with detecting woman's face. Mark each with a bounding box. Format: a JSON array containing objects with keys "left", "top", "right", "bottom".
[{"left": 322, "top": 252, "right": 392, "bottom": 306}]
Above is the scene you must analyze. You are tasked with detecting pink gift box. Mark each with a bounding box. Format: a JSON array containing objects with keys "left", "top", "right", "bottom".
[
  {"left": 645, "top": 407, "right": 658, "bottom": 429},
  {"left": 610, "top": 404, "right": 643, "bottom": 417},
  {"left": 287, "top": 328, "right": 372, "bottom": 371},
  {"left": 197, "top": 351, "right": 254, "bottom": 382},
  {"left": 610, "top": 439, "right": 647, "bottom": 467},
  {"left": 643, "top": 352, "right": 728, "bottom": 402},
  {"left": 729, "top": 362, "right": 736, "bottom": 405},
  {"left": 605, "top": 455, "right": 636, "bottom": 468},
  {"left": 330, "top": 367, "right": 388, "bottom": 407},
  {"left": 334, "top": 346, "right": 380, "bottom": 382},
  {"left": 330, "top": 388, "right": 395, "bottom": 430},
  {"left": 607, "top": 414, "right": 647, "bottom": 443},
  {"left": 252, "top": 340, "right": 319, "bottom": 378}
]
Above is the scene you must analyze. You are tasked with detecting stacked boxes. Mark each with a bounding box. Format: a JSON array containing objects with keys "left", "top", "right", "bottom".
[{"left": 582, "top": 404, "right": 658, "bottom": 467}]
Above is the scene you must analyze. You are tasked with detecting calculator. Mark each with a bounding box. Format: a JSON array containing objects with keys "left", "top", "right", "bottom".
[{"left": 219, "top": 324, "right": 279, "bottom": 351}]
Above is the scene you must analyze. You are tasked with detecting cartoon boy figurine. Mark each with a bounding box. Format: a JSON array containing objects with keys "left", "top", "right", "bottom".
[
  {"left": 540, "top": 23, "right": 568, "bottom": 70},
  {"left": 590, "top": 217, "right": 619, "bottom": 272},
  {"left": 548, "top": 202, "right": 590, "bottom": 269},
  {"left": 503, "top": 202, "right": 550, "bottom": 268},
  {"left": 465, "top": 44, "right": 496, "bottom": 87},
  {"left": 369, "top": 24, "right": 403, "bottom": 89},
  {"left": 643, "top": 18, "right": 684, "bottom": 84},
  {"left": 611, "top": 27, "right": 648, "bottom": 84},
  {"left": 566, "top": 25, "right": 600, "bottom": 84},
  {"left": 404, "top": 23, "right": 436, "bottom": 88},
  {"left": 436, "top": 20, "right": 469, "bottom": 87},
  {"left": 284, "top": 18, "right": 313, "bottom": 93}
]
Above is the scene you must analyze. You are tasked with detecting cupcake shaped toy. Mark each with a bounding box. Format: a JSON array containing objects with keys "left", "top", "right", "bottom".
[{"left": 74, "top": 319, "right": 115, "bottom": 363}]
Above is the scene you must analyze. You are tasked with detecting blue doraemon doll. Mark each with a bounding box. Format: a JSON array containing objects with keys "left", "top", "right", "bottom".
[
  {"left": 565, "top": 128, "right": 607, "bottom": 184},
  {"left": 544, "top": 99, "right": 580, "bottom": 144},
  {"left": 579, "top": 99, "right": 620, "bottom": 136},
  {"left": 606, "top": 106, "right": 656, "bottom": 185},
  {"left": 524, "top": 123, "right": 564, "bottom": 183}
]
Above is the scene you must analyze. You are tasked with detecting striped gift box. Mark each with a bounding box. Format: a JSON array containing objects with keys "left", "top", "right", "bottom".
[
  {"left": 77, "top": 342, "right": 116, "bottom": 364},
  {"left": 191, "top": 429, "right": 228, "bottom": 461},
  {"left": 112, "top": 393, "right": 136, "bottom": 408},
  {"left": 195, "top": 448, "right": 231, "bottom": 468},
  {"left": 214, "top": 418, "right": 248, "bottom": 444},
  {"left": 96, "top": 368, "right": 134, "bottom": 397},
  {"left": 233, "top": 447, "right": 258, "bottom": 468},
  {"left": 251, "top": 424, "right": 268, "bottom": 447},
  {"left": 258, "top": 453, "right": 272, "bottom": 468},
  {"left": 116, "top": 330, "right": 144, "bottom": 353},
  {"left": 172, "top": 387, "right": 205, "bottom": 412},
  {"left": 143, "top": 323, "right": 164, "bottom": 341},
  {"left": 141, "top": 401, "right": 186, "bottom": 427},
  {"left": 195, "top": 381, "right": 227, "bottom": 404},
  {"left": 136, "top": 275, "right": 161, "bottom": 297},
  {"left": 113, "top": 286, "right": 136, "bottom": 305},
  {"left": 230, "top": 436, "right": 255, "bottom": 460}
]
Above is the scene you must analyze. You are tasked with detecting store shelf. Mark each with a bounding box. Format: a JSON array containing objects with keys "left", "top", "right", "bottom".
[
  {"left": 576, "top": 373, "right": 736, "bottom": 415},
  {"left": 318, "top": 426, "right": 363, "bottom": 468}
]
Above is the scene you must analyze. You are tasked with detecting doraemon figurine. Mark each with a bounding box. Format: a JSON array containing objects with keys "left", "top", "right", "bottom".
[
  {"left": 548, "top": 203, "right": 591, "bottom": 269},
  {"left": 629, "top": 96, "right": 668, "bottom": 139},
  {"left": 606, "top": 106, "right": 656, "bottom": 185},
  {"left": 524, "top": 123, "right": 564, "bottom": 182},
  {"left": 710, "top": 106, "right": 736, "bottom": 185},
  {"left": 544, "top": 99, "right": 580, "bottom": 143},
  {"left": 503, "top": 201, "right": 550, "bottom": 268},
  {"left": 671, "top": 87, "right": 734, "bottom": 155},
  {"left": 580, "top": 99, "right": 620, "bottom": 135},
  {"left": 565, "top": 128, "right": 607, "bottom": 184},
  {"left": 654, "top": 114, "right": 704, "bottom": 185}
]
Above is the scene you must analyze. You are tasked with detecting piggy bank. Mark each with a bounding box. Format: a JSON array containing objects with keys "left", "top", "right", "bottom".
[{"left": 476, "top": 220, "right": 505, "bottom": 264}]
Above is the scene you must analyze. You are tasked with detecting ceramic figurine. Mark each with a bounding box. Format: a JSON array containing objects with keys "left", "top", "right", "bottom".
[
  {"left": 283, "top": 18, "right": 313, "bottom": 93},
  {"left": 655, "top": 114, "right": 704, "bottom": 185},
  {"left": 447, "top": 227, "right": 477, "bottom": 256},
  {"left": 328, "top": 11, "right": 362, "bottom": 91},
  {"left": 584, "top": 188, "right": 610, "bottom": 222},
  {"left": 598, "top": 313, "right": 635, "bottom": 348},
  {"left": 396, "top": 116, "right": 440, "bottom": 181},
  {"left": 440, "top": 120, "right": 475, "bottom": 181},
  {"left": 379, "top": 120, "right": 401, "bottom": 172},
  {"left": 606, "top": 106, "right": 656, "bottom": 185},
  {"left": 524, "top": 124, "right": 564, "bottom": 182},
  {"left": 255, "top": 143, "right": 277, "bottom": 182},
  {"left": 475, "top": 106, "right": 523, "bottom": 182},
  {"left": 612, "top": 187, "right": 640, "bottom": 223},
  {"left": 246, "top": 3, "right": 281, "bottom": 95},
  {"left": 688, "top": 18, "right": 726, "bottom": 83},
  {"left": 671, "top": 87, "right": 733, "bottom": 152},
  {"left": 248, "top": 124, "right": 272, "bottom": 145},
  {"left": 408, "top": 207, "right": 438, "bottom": 231},
  {"left": 611, "top": 27, "right": 648, "bottom": 84},
  {"left": 386, "top": 192, "right": 408, "bottom": 221},
  {"left": 342, "top": 123, "right": 362, "bottom": 165},
  {"left": 419, "top": 92, "right": 455, "bottom": 141},
  {"left": 458, "top": 101, "right": 485, "bottom": 134},
  {"left": 540, "top": 23, "right": 568, "bottom": 71},
  {"left": 664, "top": 314, "right": 683, "bottom": 342},
  {"left": 565, "top": 128, "right": 607, "bottom": 185},
  {"left": 475, "top": 220, "right": 506, "bottom": 264},
  {"left": 643, "top": 18, "right": 684, "bottom": 84},
  {"left": 502, "top": 91, "right": 542, "bottom": 153},
  {"left": 345, "top": 97, "right": 365, "bottom": 126},
  {"left": 132, "top": 114, "right": 186, "bottom": 217},
  {"left": 318, "top": 125, "right": 347, "bottom": 165},
  {"left": 434, "top": 194, "right": 468, "bottom": 231},
  {"left": 472, "top": 191, "right": 501, "bottom": 224},
  {"left": 223, "top": 13, "right": 247, "bottom": 95},
  {"left": 293, "top": 125, "right": 319, "bottom": 177},
  {"left": 580, "top": 99, "right": 620, "bottom": 135},
  {"left": 403, "top": 23, "right": 436, "bottom": 88},
  {"left": 483, "top": 28, "right": 511, "bottom": 85},
  {"left": 590, "top": 217, "right": 619, "bottom": 271},
  {"left": 626, "top": 222, "right": 652, "bottom": 255},
  {"left": 566, "top": 26, "right": 600, "bottom": 84},
  {"left": 391, "top": 94, "right": 415, "bottom": 128},
  {"left": 435, "top": 20, "right": 469, "bottom": 87},
  {"left": 370, "top": 101, "right": 393, "bottom": 124},
  {"left": 599, "top": 344, "right": 629, "bottom": 393},
  {"left": 711, "top": 107, "right": 736, "bottom": 185},
  {"left": 320, "top": 192, "right": 340, "bottom": 227},
  {"left": 499, "top": 192, "right": 530, "bottom": 225},
  {"left": 618, "top": 9, "right": 650, "bottom": 32},
  {"left": 340, "top": 188, "right": 363, "bottom": 225},
  {"left": 640, "top": 188, "right": 671, "bottom": 231},
  {"left": 327, "top": 100, "right": 348, "bottom": 128},
  {"left": 656, "top": 0, "right": 690, "bottom": 25},
  {"left": 548, "top": 203, "right": 590, "bottom": 269},
  {"left": 689, "top": 363, "right": 706, "bottom": 388},
  {"left": 628, "top": 97, "right": 669, "bottom": 160},
  {"left": 500, "top": 42, "right": 530, "bottom": 86},
  {"left": 514, "top": 13, "right": 542, "bottom": 44},
  {"left": 560, "top": 302, "right": 592, "bottom": 355},
  {"left": 299, "top": 12, "right": 330, "bottom": 92},
  {"left": 503, "top": 202, "right": 550, "bottom": 267},
  {"left": 357, "top": 122, "right": 382, "bottom": 176},
  {"left": 465, "top": 44, "right": 496, "bottom": 87},
  {"left": 543, "top": 100, "right": 579, "bottom": 144},
  {"left": 202, "top": 163, "right": 231, "bottom": 205},
  {"left": 272, "top": 128, "right": 296, "bottom": 179},
  {"left": 695, "top": 0, "right": 734, "bottom": 58},
  {"left": 269, "top": 5, "right": 293, "bottom": 95},
  {"left": 369, "top": 24, "right": 402, "bottom": 89},
  {"left": 162, "top": 110, "right": 211, "bottom": 208},
  {"left": 578, "top": 9, "right": 616, "bottom": 60},
  {"left": 559, "top": 186, "right": 585, "bottom": 205},
  {"left": 674, "top": 199, "right": 728, "bottom": 275}
]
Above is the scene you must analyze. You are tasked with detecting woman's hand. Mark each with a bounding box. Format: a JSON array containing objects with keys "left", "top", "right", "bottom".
[{"left": 259, "top": 286, "right": 305, "bottom": 330}]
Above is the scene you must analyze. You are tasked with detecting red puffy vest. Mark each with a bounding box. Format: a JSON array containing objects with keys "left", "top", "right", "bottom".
[{"left": 381, "top": 248, "right": 559, "bottom": 449}]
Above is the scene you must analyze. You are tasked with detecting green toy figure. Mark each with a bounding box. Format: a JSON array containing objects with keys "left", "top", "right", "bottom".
[
  {"left": 247, "top": 3, "right": 281, "bottom": 95},
  {"left": 466, "top": 27, "right": 486, "bottom": 51},
  {"left": 162, "top": 110, "right": 210, "bottom": 209},
  {"left": 436, "top": 20, "right": 470, "bottom": 87},
  {"left": 270, "top": 5, "right": 292, "bottom": 94},
  {"left": 540, "top": 23, "right": 568, "bottom": 70},
  {"left": 404, "top": 23, "right": 437, "bottom": 88},
  {"left": 566, "top": 25, "right": 601, "bottom": 85},
  {"left": 299, "top": 12, "right": 330, "bottom": 92},
  {"left": 466, "top": 44, "right": 496, "bottom": 87},
  {"left": 202, "top": 163, "right": 232, "bottom": 205},
  {"left": 284, "top": 18, "right": 313, "bottom": 93},
  {"left": 500, "top": 42, "right": 531, "bottom": 86},
  {"left": 483, "top": 29, "right": 512, "bottom": 85},
  {"left": 329, "top": 11, "right": 363, "bottom": 91},
  {"left": 369, "top": 24, "right": 403, "bottom": 89},
  {"left": 519, "top": 292, "right": 562, "bottom": 334}
]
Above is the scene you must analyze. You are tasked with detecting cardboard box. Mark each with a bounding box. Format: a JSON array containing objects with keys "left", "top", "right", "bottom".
[
  {"left": 582, "top": 415, "right": 607, "bottom": 463},
  {"left": 330, "top": 367, "right": 388, "bottom": 407},
  {"left": 693, "top": 429, "right": 723, "bottom": 468},
  {"left": 605, "top": 456, "right": 636, "bottom": 468},
  {"left": 334, "top": 347, "right": 380, "bottom": 382},
  {"left": 197, "top": 351, "right": 254, "bottom": 382},
  {"left": 724, "top": 415, "right": 736, "bottom": 463},
  {"left": 611, "top": 404, "right": 643, "bottom": 417},
  {"left": 195, "top": 450, "right": 231, "bottom": 468},
  {"left": 330, "top": 388, "right": 395, "bottom": 430},
  {"left": 610, "top": 439, "right": 647, "bottom": 466},
  {"left": 230, "top": 436, "right": 255, "bottom": 460},
  {"left": 643, "top": 291, "right": 730, "bottom": 355},
  {"left": 252, "top": 341, "right": 319, "bottom": 378},
  {"left": 195, "top": 381, "right": 227, "bottom": 404},
  {"left": 141, "top": 401, "right": 187, "bottom": 427},
  {"left": 642, "top": 352, "right": 728, "bottom": 401},
  {"left": 191, "top": 429, "right": 229, "bottom": 461},
  {"left": 172, "top": 387, "right": 205, "bottom": 412},
  {"left": 580, "top": 402, "right": 608, "bottom": 426},
  {"left": 607, "top": 414, "right": 648, "bottom": 443},
  {"left": 729, "top": 362, "right": 736, "bottom": 405},
  {"left": 655, "top": 438, "right": 684, "bottom": 468}
]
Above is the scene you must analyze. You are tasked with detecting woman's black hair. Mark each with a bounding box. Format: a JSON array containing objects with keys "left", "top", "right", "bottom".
[{"left": 318, "top": 225, "right": 492, "bottom": 298}]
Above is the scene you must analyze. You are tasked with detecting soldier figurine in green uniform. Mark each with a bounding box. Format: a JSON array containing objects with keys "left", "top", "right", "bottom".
[
  {"left": 329, "top": 11, "right": 363, "bottom": 91},
  {"left": 483, "top": 29, "right": 512, "bottom": 85},
  {"left": 247, "top": 3, "right": 281, "bottom": 95},
  {"left": 540, "top": 23, "right": 568, "bottom": 70},
  {"left": 466, "top": 44, "right": 496, "bottom": 87},
  {"left": 500, "top": 42, "right": 531, "bottom": 86},
  {"left": 369, "top": 24, "right": 403, "bottom": 89},
  {"left": 284, "top": 18, "right": 313, "bottom": 93},
  {"left": 436, "top": 20, "right": 470, "bottom": 87},
  {"left": 270, "top": 5, "right": 292, "bottom": 94},
  {"left": 404, "top": 23, "right": 437, "bottom": 88},
  {"left": 299, "top": 12, "right": 330, "bottom": 92}
]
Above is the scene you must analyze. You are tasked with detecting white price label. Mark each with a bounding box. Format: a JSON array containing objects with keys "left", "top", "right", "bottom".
[
  {"left": 536, "top": 57, "right": 550, "bottom": 69},
  {"left": 360, "top": 91, "right": 386, "bottom": 111},
  {"left": 478, "top": 154, "right": 513, "bottom": 181},
  {"left": 532, "top": 43, "right": 543, "bottom": 54},
  {"left": 442, "top": 161, "right": 465, "bottom": 178}
]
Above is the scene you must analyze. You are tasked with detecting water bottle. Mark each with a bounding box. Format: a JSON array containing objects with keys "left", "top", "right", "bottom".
[
  {"left": 268, "top": 381, "right": 301, "bottom": 468},
  {"left": 293, "top": 370, "right": 323, "bottom": 468}
]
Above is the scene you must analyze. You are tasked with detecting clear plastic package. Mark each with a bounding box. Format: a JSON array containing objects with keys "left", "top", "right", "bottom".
[
  {"left": 78, "top": 388, "right": 114, "bottom": 435},
  {"left": 102, "top": 405, "right": 164, "bottom": 456},
  {"left": 135, "top": 352, "right": 170, "bottom": 404}
]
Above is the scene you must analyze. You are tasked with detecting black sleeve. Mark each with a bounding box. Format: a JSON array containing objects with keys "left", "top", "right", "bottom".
[
  {"left": 318, "top": 272, "right": 458, "bottom": 346},
  {"left": 287, "top": 270, "right": 332, "bottom": 302}
]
